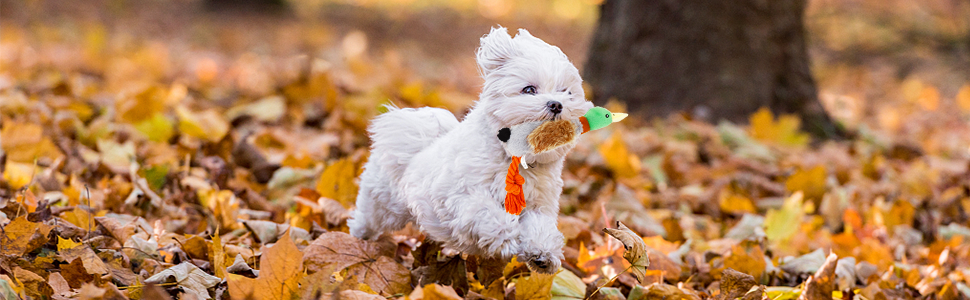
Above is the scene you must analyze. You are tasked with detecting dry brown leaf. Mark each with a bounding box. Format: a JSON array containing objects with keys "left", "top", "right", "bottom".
[
  {"left": 716, "top": 268, "right": 757, "bottom": 300},
  {"left": 94, "top": 216, "right": 136, "bottom": 243},
  {"left": 146, "top": 261, "right": 221, "bottom": 300},
  {"left": 304, "top": 231, "right": 411, "bottom": 295},
  {"left": 59, "top": 243, "right": 110, "bottom": 275},
  {"left": 603, "top": 221, "right": 650, "bottom": 284},
  {"left": 627, "top": 283, "right": 701, "bottom": 300},
  {"left": 798, "top": 253, "right": 838, "bottom": 300}
]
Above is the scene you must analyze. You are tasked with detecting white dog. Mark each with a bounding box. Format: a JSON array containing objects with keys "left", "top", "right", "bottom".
[{"left": 348, "top": 26, "right": 593, "bottom": 273}]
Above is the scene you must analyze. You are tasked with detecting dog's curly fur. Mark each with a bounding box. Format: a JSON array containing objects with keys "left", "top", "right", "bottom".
[{"left": 348, "top": 27, "right": 592, "bottom": 273}]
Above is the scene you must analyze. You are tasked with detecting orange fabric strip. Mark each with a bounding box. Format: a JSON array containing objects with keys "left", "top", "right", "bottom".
[{"left": 504, "top": 156, "right": 525, "bottom": 215}]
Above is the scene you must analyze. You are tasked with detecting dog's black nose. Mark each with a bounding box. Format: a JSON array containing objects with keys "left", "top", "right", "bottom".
[
  {"left": 546, "top": 101, "right": 562, "bottom": 114},
  {"left": 533, "top": 257, "right": 548, "bottom": 269}
]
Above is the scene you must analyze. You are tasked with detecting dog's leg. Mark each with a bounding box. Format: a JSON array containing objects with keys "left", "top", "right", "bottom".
[
  {"left": 348, "top": 161, "right": 413, "bottom": 240},
  {"left": 515, "top": 210, "right": 565, "bottom": 274}
]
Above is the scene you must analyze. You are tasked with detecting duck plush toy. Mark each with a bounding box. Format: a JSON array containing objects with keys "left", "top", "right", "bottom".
[{"left": 498, "top": 106, "right": 627, "bottom": 214}]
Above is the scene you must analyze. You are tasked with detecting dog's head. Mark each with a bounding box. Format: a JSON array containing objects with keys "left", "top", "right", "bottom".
[{"left": 474, "top": 27, "right": 593, "bottom": 131}]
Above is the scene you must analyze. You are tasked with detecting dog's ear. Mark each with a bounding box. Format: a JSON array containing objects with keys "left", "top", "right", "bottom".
[{"left": 477, "top": 26, "right": 517, "bottom": 74}]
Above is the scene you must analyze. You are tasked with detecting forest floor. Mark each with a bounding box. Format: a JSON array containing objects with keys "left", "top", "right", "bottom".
[{"left": 1, "top": 0, "right": 970, "bottom": 299}]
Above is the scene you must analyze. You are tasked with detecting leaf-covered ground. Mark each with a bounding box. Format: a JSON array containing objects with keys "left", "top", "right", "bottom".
[{"left": 2, "top": 0, "right": 970, "bottom": 299}]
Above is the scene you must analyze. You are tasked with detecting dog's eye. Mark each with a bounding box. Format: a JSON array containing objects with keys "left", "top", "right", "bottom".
[{"left": 521, "top": 85, "right": 537, "bottom": 95}]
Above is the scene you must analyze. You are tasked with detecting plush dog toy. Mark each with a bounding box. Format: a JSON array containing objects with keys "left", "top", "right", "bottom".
[{"left": 498, "top": 106, "right": 627, "bottom": 214}]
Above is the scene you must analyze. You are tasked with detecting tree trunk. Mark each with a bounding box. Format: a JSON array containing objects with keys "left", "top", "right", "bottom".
[{"left": 584, "top": 0, "right": 842, "bottom": 138}]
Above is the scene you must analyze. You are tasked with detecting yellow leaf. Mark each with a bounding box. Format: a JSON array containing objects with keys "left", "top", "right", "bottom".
[
  {"left": 723, "top": 242, "right": 766, "bottom": 279},
  {"left": 765, "top": 192, "right": 804, "bottom": 242},
  {"left": 516, "top": 272, "right": 555, "bottom": 300},
  {"left": 598, "top": 130, "right": 640, "bottom": 178},
  {"left": 228, "top": 230, "right": 305, "bottom": 300},
  {"left": 0, "top": 120, "right": 64, "bottom": 163},
  {"left": 719, "top": 189, "right": 757, "bottom": 215},
  {"left": 883, "top": 200, "right": 915, "bottom": 230},
  {"left": 315, "top": 158, "right": 359, "bottom": 207},
  {"left": 210, "top": 231, "right": 229, "bottom": 279},
  {"left": 0, "top": 216, "right": 42, "bottom": 256},
  {"left": 63, "top": 207, "right": 94, "bottom": 232},
  {"left": 117, "top": 86, "right": 166, "bottom": 124},
  {"left": 918, "top": 86, "right": 939, "bottom": 111},
  {"left": 176, "top": 105, "right": 229, "bottom": 142},
  {"left": 57, "top": 236, "right": 82, "bottom": 252},
  {"left": 784, "top": 165, "right": 827, "bottom": 202},
  {"left": 409, "top": 284, "right": 463, "bottom": 300},
  {"left": 3, "top": 161, "right": 36, "bottom": 190},
  {"left": 748, "top": 107, "right": 809, "bottom": 147},
  {"left": 956, "top": 85, "right": 970, "bottom": 113},
  {"left": 133, "top": 112, "right": 174, "bottom": 142}
]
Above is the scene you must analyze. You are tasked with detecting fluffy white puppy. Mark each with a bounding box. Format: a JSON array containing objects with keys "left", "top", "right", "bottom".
[{"left": 348, "top": 26, "right": 592, "bottom": 273}]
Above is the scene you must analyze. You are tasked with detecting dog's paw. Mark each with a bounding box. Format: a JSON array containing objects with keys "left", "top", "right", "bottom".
[{"left": 519, "top": 252, "right": 561, "bottom": 274}]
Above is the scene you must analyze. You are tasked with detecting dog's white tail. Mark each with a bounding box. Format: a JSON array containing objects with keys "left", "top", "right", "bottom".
[
  {"left": 367, "top": 105, "right": 459, "bottom": 181},
  {"left": 348, "top": 105, "right": 459, "bottom": 239}
]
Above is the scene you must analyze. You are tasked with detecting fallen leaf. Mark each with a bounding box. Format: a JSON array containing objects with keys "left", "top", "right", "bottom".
[
  {"left": 798, "top": 253, "right": 838, "bottom": 300},
  {"left": 133, "top": 112, "right": 175, "bottom": 142},
  {"left": 765, "top": 192, "right": 804, "bottom": 243},
  {"left": 241, "top": 220, "right": 311, "bottom": 244},
  {"left": 146, "top": 261, "right": 221, "bottom": 300},
  {"left": 226, "top": 254, "right": 258, "bottom": 277},
  {"left": 315, "top": 158, "right": 359, "bottom": 207},
  {"left": 716, "top": 268, "right": 756, "bottom": 300},
  {"left": 551, "top": 269, "right": 585, "bottom": 300},
  {"left": 3, "top": 161, "right": 36, "bottom": 190},
  {"left": 409, "top": 284, "right": 463, "bottom": 300},
  {"left": 0, "top": 216, "right": 47, "bottom": 256},
  {"left": 779, "top": 248, "right": 826, "bottom": 275},
  {"left": 627, "top": 283, "right": 701, "bottom": 300},
  {"left": 723, "top": 241, "right": 767, "bottom": 280},
  {"left": 94, "top": 216, "right": 136, "bottom": 243},
  {"left": 784, "top": 165, "right": 826, "bottom": 202},
  {"left": 176, "top": 105, "right": 229, "bottom": 142},
  {"left": 516, "top": 271, "right": 555, "bottom": 300},
  {"left": 210, "top": 231, "right": 229, "bottom": 279},
  {"left": 594, "top": 287, "right": 625, "bottom": 300},
  {"left": 59, "top": 243, "right": 110, "bottom": 275},
  {"left": 603, "top": 221, "right": 650, "bottom": 284},
  {"left": 748, "top": 107, "right": 809, "bottom": 147},
  {"left": 225, "top": 96, "right": 287, "bottom": 123},
  {"left": 411, "top": 242, "right": 468, "bottom": 295},
  {"left": 48, "top": 272, "right": 72, "bottom": 296},
  {"left": 0, "top": 120, "right": 63, "bottom": 163},
  {"left": 303, "top": 231, "right": 411, "bottom": 295},
  {"left": 227, "top": 229, "right": 305, "bottom": 300},
  {"left": 599, "top": 130, "right": 641, "bottom": 178}
]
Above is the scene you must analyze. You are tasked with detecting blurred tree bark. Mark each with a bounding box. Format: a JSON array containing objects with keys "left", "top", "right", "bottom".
[
  {"left": 204, "top": 0, "right": 288, "bottom": 13},
  {"left": 584, "top": 0, "right": 843, "bottom": 138}
]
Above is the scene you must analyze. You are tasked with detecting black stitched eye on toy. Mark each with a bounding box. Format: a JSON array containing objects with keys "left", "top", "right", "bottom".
[
  {"left": 605, "top": 114, "right": 610, "bottom": 118},
  {"left": 521, "top": 86, "right": 537, "bottom": 95},
  {"left": 497, "top": 128, "right": 511, "bottom": 142}
]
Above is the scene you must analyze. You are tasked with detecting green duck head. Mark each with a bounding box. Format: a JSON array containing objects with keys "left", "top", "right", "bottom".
[{"left": 583, "top": 107, "right": 628, "bottom": 131}]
